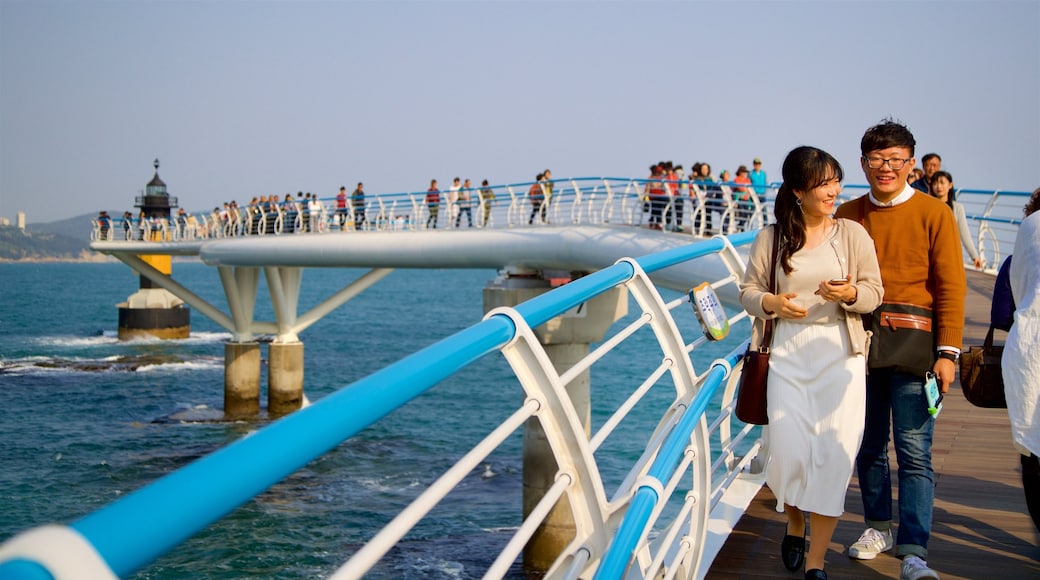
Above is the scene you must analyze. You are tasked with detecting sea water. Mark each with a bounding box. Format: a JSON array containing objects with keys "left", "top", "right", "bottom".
[{"left": 0, "top": 261, "right": 747, "bottom": 578}]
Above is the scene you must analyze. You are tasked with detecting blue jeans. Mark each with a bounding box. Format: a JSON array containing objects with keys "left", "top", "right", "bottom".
[{"left": 856, "top": 368, "right": 934, "bottom": 559}]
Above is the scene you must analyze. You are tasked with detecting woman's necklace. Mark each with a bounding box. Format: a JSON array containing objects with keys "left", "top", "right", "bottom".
[{"left": 804, "top": 218, "right": 835, "bottom": 249}]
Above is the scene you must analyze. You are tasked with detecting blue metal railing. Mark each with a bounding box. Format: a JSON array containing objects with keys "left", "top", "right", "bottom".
[{"left": 595, "top": 346, "right": 743, "bottom": 579}]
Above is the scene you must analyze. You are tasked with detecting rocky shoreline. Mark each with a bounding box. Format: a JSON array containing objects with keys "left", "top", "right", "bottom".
[{"left": 0, "top": 251, "right": 201, "bottom": 264}]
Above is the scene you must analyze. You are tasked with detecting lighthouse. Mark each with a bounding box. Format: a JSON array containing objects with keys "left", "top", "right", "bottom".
[{"left": 117, "top": 159, "right": 191, "bottom": 339}]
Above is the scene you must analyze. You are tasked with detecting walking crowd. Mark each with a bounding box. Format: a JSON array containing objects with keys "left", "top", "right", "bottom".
[
  {"left": 94, "top": 161, "right": 774, "bottom": 241},
  {"left": 97, "top": 177, "right": 506, "bottom": 240},
  {"left": 640, "top": 158, "right": 769, "bottom": 233}
]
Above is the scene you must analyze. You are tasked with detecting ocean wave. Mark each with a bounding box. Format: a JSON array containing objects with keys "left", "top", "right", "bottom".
[
  {"left": 356, "top": 477, "right": 422, "bottom": 494},
  {"left": 0, "top": 354, "right": 222, "bottom": 375},
  {"left": 136, "top": 358, "right": 222, "bottom": 373},
  {"left": 34, "top": 330, "right": 232, "bottom": 349},
  {"left": 37, "top": 334, "right": 122, "bottom": 348}
]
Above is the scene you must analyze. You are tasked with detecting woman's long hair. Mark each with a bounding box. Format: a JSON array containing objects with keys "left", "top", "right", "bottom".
[{"left": 773, "top": 146, "right": 844, "bottom": 274}]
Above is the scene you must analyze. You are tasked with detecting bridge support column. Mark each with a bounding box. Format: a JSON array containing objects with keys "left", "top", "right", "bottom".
[
  {"left": 268, "top": 341, "right": 304, "bottom": 416},
  {"left": 484, "top": 272, "right": 627, "bottom": 573},
  {"left": 224, "top": 341, "right": 261, "bottom": 418}
]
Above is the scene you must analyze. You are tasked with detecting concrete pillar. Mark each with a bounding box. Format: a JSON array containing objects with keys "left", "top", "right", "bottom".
[
  {"left": 484, "top": 273, "right": 627, "bottom": 572},
  {"left": 224, "top": 342, "right": 261, "bottom": 418},
  {"left": 268, "top": 341, "right": 304, "bottom": 416}
]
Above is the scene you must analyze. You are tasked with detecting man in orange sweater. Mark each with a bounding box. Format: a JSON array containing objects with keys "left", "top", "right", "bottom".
[{"left": 835, "top": 119, "right": 965, "bottom": 580}]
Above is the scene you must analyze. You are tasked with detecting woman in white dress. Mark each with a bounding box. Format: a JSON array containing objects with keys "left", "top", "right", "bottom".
[{"left": 740, "top": 146, "right": 884, "bottom": 580}]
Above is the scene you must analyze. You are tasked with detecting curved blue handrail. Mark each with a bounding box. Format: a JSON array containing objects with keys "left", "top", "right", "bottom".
[{"left": 595, "top": 345, "right": 745, "bottom": 579}]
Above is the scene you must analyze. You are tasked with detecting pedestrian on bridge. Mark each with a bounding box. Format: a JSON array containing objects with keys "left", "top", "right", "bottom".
[
  {"left": 456, "top": 178, "right": 474, "bottom": 228},
  {"left": 1002, "top": 187, "right": 1040, "bottom": 534},
  {"left": 528, "top": 173, "right": 545, "bottom": 225},
  {"left": 336, "top": 187, "right": 348, "bottom": 229},
  {"left": 352, "top": 182, "right": 366, "bottom": 230},
  {"left": 479, "top": 179, "right": 494, "bottom": 227},
  {"left": 740, "top": 145, "right": 883, "bottom": 580},
  {"left": 836, "top": 119, "right": 965, "bottom": 580},
  {"left": 426, "top": 180, "right": 441, "bottom": 229}
]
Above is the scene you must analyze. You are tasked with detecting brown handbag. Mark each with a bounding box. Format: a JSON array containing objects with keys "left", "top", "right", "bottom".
[
  {"left": 735, "top": 227, "right": 779, "bottom": 425},
  {"left": 960, "top": 325, "right": 1007, "bottom": 408}
]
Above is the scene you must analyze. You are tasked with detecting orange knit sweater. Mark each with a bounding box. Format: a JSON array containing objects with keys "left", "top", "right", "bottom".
[{"left": 835, "top": 192, "right": 966, "bottom": 349}]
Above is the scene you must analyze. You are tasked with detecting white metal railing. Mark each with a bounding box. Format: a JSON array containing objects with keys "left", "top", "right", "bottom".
[
  {"left": 93, "top": 180, "right": 1031, "bottom": 273},
  {"left": 92, "top": 177, "right": 778, "bottom": 244}
]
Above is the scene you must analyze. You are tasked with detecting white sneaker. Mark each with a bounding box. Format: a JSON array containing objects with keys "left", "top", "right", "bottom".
[
  {"left": 901, "top": 555, "right": 940, "bottom": 579},
  {"left": 848, "top": 527, "right": 894, "bottom": 559}
]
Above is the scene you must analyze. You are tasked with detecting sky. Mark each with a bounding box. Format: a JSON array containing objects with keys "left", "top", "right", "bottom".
[{"left": 1, "top": 0, "right": 1038, "bottom": 224}]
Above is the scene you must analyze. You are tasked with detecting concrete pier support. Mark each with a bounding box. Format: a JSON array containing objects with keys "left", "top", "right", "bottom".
[
  {"left": 268, "top": 341, "right": 304, "bottom": 416},
  {"left": 484, "top": 272, "right": 627, "bottom": 572},
  {"left": 224, "top": 342, "right": 261, "bottom": 418}
]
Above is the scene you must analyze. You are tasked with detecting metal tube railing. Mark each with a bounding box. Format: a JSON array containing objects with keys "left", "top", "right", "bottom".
[
  {"left": 67, "top": 316, "right": 517, "bottom": 577},
  {"left": 594, "top": 348, "right": 743, "bottom": 579}
]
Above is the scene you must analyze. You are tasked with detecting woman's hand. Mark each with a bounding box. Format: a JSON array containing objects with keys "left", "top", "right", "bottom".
[
  {"left": 815, "top": 277, "right": 857, "bottom": 304},
  {"left": 763, "top": 292, "right": 809, "bottom": 319}
]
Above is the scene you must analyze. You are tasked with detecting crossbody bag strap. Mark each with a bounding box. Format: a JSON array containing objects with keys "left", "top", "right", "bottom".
[{"left": 760, "top": 225, "right": 781, "bottom": 349}]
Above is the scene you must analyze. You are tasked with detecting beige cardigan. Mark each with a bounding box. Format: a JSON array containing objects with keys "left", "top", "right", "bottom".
[{"left": 738, "top": 219, "right": 884, "bottom": 355}]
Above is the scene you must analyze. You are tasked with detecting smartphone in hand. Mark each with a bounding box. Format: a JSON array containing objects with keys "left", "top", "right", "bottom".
[
  {"left": 815, "top": 278, "right": 849, "bottom": 295},
  {"left": 925, "top": 371, "right": 943, "bottom": 418}
]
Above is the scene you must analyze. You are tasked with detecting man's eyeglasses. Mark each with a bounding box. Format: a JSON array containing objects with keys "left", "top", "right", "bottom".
[{"left": 864, "top": 156, "right": 911, "bottom": 170}]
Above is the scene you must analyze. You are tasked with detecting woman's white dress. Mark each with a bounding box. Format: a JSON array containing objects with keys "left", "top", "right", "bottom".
[{"left": 766, "top": 230, "right": 866, "bottom": 517}]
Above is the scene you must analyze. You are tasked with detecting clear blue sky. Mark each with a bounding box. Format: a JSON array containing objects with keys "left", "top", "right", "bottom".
[{"left": 1, "top": 0, "right": 1037, "bottom": 224}]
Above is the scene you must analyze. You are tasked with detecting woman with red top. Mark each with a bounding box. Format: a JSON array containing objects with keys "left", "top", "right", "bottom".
[
  {"left": 528, "top": 173, "right": 545, "bottom": 225},
  {"left": 645, "top": 164, "right": 667, "bottom": 230},
  {"left": 425, "top": 179, "right": 441, "bottom": 229},
  {"left": 734, "top": 165, "right": 754, "bottom": 228}
]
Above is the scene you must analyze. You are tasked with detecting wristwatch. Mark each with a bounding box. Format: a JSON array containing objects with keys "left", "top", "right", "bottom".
[{"left": 938, "top": 351, "right": 959, "bottom": 362}]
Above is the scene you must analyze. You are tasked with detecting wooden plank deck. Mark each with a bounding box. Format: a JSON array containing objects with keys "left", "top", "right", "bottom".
[{"left": 707, "top": 269, "right": 1040, "bottom": 578}]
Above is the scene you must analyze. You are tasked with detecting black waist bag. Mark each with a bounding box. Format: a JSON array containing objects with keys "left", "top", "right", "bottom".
[{"left": 865, "top": 303, "right": 935, "bottom": 377}]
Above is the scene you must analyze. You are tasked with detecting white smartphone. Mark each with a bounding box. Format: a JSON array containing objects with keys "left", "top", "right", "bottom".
[{"left": 689, "top": 282, "right": 729, "bottom": 341}]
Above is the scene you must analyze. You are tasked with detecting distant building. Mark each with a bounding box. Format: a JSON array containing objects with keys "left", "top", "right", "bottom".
[
  {"left": 0, "top": 217, "right": 9, "bottom": 227},
  {"left": 17, "top": 212, "right": 25, "bottom": 231}
]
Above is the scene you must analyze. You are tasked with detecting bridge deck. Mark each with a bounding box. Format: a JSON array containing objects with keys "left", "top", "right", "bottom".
[{"left": 707, "top": 269, "right": 1040, "bottom": 578}]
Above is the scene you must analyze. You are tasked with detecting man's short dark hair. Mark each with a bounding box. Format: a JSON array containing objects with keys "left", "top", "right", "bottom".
[
  {"left": 860, "top": 117, "right": 917, "bottom": 157},
  {"left": 921, "top": 153, "right": 941, "bottom": 164}
]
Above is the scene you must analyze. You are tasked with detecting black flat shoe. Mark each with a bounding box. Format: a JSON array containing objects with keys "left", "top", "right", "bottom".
[
  {"left": 781, "top": 532, "right": 806, "bottom": 571},
  {"left": 805, "top": 569, "right": 827, "bottom": 580}
]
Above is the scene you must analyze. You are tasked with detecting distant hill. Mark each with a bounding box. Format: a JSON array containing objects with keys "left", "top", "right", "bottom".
[
  {"left": 0, "top": 211, "right": 127, "bottom": 261},
  {"left": 7, "top": 210, "right": 212, "bottom": 261},
  {"left": 0, "top": 223, "right": 95, "bottom": 261},
  {"left": 29, "top": 212, "right": 97, "bottom": 241}
]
